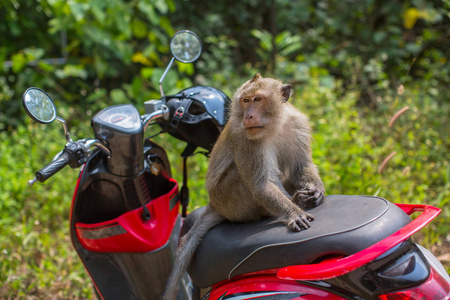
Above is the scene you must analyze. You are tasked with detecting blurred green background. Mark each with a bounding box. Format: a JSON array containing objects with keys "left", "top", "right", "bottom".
[{"left": 1, "top": 0, "right": 449, "bottom": 297}]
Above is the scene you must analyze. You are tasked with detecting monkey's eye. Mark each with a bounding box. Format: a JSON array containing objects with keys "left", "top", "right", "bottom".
[
  {"left": 254, "top": 97, "right": 261, "bottom": 102},
  {"left": 243, "top": 98, "right": 250, "bottom": 103}
]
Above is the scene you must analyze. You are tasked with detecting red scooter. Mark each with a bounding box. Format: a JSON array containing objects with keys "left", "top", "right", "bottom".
[{"left": 23, "top": 30, "right": 449, "bottom": 300}]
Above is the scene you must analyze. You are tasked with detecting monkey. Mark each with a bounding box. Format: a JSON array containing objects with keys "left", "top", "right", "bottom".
[{"left": 163, "top": 74, "right": 325, "bottom": 300}]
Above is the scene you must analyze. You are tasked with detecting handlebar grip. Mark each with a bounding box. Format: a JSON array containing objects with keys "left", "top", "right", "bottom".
[{"left": 36, "top": 151, "right": 71, "bottom": 182}]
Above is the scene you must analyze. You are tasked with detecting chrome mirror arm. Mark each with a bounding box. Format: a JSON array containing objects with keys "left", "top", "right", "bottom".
[
  {"left": 159, "top": 57, "right": 176, "bottom": 101},
  {"left": 56, "top": 116, "right": 73, "bottom": 143}
]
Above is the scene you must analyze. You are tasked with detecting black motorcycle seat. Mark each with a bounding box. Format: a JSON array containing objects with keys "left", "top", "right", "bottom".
[{"left": 182, "top": 195, "right": 411, "bottom": 288}]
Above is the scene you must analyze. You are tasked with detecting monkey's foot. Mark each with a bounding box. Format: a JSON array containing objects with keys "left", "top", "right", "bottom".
[
  {"left": 287, "top": 211, "right": 314, "bottom": 232},
  {"left": 292, "top": 188, "right": 324, "bottom": 209}
]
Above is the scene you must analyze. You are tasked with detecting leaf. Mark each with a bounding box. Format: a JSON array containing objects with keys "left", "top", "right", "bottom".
[
  {"left": 38, "top": 61, "right": 54, "bottom": 73},
  {"left": 55, "top": 64, "right": 88, "bottom": 79},
  {"left": 110, "top": 88, "right": 127, "bottom": 104},
  {"left": 131, "top": 77, "right": 143, "bottom": 99},
  {"left": 92, "top": 8, "right": 105, "bottom": 23},
  {"left": 279, "top": 43, "right": 302, "bottom": 57},
  {"left": 154, "top": 0, "right": 168, "bottom": 14},
  {"left": 115, "top": 41, "right": 133, "bottom": 64},
  {"left": 86, "top": 88, "right": 107, "bottom": 102},
  {"left": 93, "top": 54, "right": 108, "bottom": 78},
  {"left": 24, "top": 48, "right": 45, "bottom": 61},
  {"left": 373, "top": 31, "right": 386, "bottom": 44},
  {"left": 151, "top": 68, "right": 178, "bottom": 94},
  {"left": 140, "top": 67, "right": 154, "bottom": 79},
  {"left": 138, "top": 2, "right": 159, "bottom": 25},
  {"left": 132, "top": 52, "right": 151, "bottom": 65},
  {"left": 275, "top": 31, "right": 290, "bottom": 46},
  {"left": 251, "top": 29, "right": 273, "bottom": 52},
  {"left": 177, "top": 61, "right": 194, "bottom": 76},
  {"left": 68, "top": 1, "right": 88, "bottom": 22},
  {"left": 404, "top": 8, "right": 419, "bottom": 29},
  {"left": 159, "top": 16, "right": 174, "bottom": 36},
  {"left": 11, "top": 53, "right": 27, "bottom": 73},
  {"left": 131, "top": 19, "right": 147, "bottom": 39},
  {"left": 166, "top": 0, "right": 176, "bottom": 12}
]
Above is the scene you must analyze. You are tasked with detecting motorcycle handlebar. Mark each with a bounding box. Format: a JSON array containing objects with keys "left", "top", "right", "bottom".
[
  {"left": 142, "top": 104, "right": 170, "bottom": 131},
  {"left": 35, "top": 150, "right": 71, "bottom": 182}
]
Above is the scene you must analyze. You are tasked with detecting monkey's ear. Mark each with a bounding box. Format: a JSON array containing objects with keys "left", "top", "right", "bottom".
[
  {"left": 281, "top": 84, "right": 292, "bottom": 102},
  {"left": 251, "top": 73, "right": 262, "bottom": 82}
]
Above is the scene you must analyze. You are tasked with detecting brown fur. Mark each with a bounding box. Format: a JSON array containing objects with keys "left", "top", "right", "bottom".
[{"left": 163, "top": 74, "right": 325, "bottom": 299}]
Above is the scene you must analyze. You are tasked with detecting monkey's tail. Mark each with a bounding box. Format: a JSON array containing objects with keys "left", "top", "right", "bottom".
[{"left": 163, "top": 205, "right": 225, "bottom": 300}]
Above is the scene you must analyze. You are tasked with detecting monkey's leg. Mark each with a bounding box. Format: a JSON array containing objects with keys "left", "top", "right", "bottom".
[{"left": 163, "top": 205, "right": 225, "bottom": 300}]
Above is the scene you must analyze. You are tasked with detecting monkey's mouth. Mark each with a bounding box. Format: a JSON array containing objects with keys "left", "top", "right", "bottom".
[{"left": 245, "top": 126, "right": 264, "bottom": 132}]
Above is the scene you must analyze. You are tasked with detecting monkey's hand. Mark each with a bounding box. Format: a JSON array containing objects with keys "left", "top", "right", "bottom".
[
  {"left": 287, "top": 210, "right": 314, "bottom": 232},
  {"left": 292, "top": 187, "right": 324, "bottom": 210}
]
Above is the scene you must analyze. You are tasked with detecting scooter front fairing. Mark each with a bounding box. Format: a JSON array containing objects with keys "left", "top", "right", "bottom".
[{"left": 69, "top": 141, "right": 189, "bottom": 300}]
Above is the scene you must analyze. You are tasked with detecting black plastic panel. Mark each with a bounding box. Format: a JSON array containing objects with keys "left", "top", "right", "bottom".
[
  {"left": 91, "top": 104, "right": 144, "bottom": 176},
  {"left": 74, "top": 140, "right": 174, "bottom": 224}
]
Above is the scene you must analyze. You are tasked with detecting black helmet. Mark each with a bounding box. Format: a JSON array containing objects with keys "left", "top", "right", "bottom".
[{"left": 160, "top": 86, "right": 230, "bottom": 152}]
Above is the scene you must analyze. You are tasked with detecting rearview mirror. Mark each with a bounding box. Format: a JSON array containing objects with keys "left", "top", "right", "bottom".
[
  {"left": 22, "top": 88, "right": 57, "bottom": 124},
  {"left": 170, "top": 30, "right": 202, "bottom": 63}
]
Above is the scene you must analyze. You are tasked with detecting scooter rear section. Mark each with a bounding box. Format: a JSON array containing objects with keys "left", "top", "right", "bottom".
[
  {"left": 184, "top": 195, "right": 450, "bottom": 299},
  {"left": 205, "top": 250, "right": 450, "bottom": 300}
]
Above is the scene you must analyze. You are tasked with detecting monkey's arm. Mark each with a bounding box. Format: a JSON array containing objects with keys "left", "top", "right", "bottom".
[
  {"left": 205, "top": 129, "right": 235, "bottom": 192},
  {"left": 234, "top": 147, "right": 313, "bottom": 231},
  {"left": 286, "top": 118, "right": 325, "bottom": 209},
  {"left": 257, "top": 180, "right": 314, "bottom": 231}
]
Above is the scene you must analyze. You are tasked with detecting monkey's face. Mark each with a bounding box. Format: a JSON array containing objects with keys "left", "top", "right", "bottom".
[
  {"left": 239, "top": 92, "right": 271, "bottom": 139},
  {"left": 232, "top": 74, "right": 292, "bottom": 140}
]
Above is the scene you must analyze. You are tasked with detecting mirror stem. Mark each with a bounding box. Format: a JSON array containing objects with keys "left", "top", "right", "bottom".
[
  {"left": 159, "top": 57, "right": 175, "bottom": 102},
  {"left": 56, "top": 116, "right": 73, "bottom": 143}
]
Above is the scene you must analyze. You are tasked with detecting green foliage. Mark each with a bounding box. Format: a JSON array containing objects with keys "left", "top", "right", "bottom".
[
  {"left": 175, "top": 0, "right": 450, "bottom": 104},
  {"left": 1, "top": 0, "right": 449, "bottom": 297},
  {"left": 0, "top": 122, "right": 92, "bottom": 297},
  {"left": 0, "top": 0, "right": 182, "bottom": 131}
]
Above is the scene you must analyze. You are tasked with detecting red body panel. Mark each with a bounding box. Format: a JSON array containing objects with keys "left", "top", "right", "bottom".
[
  {"left": 378, "top": 266, "right": 450, "bottom": 299},
  {"left": 208, "top": 273, "right": 346, "bottom": 300},
  {"left": 277, "top": 204, "right": 441, "bottom": 281},
  {"left": 73, "top": 176, "right": 179, "bottom": 253}
]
